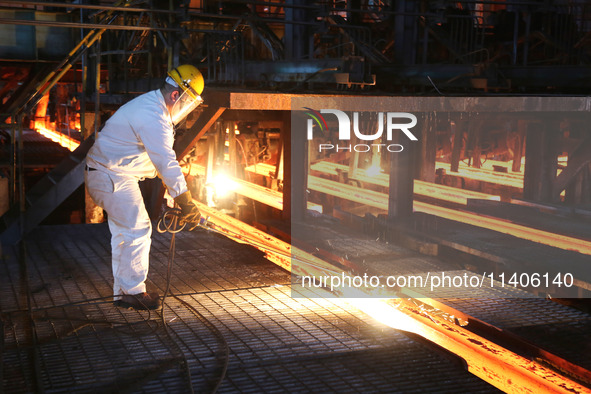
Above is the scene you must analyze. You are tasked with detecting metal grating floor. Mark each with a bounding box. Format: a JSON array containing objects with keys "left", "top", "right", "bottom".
[
  {"left": 294, "top": 221, "right": 591, "bottom": 376},
  {"left": 1, "top": 223, "right": 499, "bottom": 393}
]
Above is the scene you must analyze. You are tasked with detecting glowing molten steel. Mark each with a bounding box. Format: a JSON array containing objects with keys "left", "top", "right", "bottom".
[
  {"left": 34, "top": 123, "right": 80, "bottom": 152},
  {"left": 342, "top": 297, "right": 590, "bottom": 394}
]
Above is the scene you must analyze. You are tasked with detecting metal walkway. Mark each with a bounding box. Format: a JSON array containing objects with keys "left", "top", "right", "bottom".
[{"left": 1, "top": 223, "right": 498, "bottom": 393}]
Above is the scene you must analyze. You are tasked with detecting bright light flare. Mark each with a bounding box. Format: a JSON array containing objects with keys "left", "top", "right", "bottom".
[
  {"left": 365, "top": 164, "right": 381, "bottom": 178},
  {"left": 341, "top": 298, "right": 420, "bottom": 334},
  {"left": 326, "top": 287, "right": 419, "bottom": 334},
  {"left": 211, "top": 173, "right": 237, "bottom": 197}
]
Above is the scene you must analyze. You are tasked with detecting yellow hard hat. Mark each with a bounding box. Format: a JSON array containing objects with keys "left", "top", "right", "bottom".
[{"left": 167, "top": 64, "right": 204, "bottom": 100}]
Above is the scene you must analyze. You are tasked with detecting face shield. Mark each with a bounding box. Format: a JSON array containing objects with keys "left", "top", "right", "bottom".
[{"left": 171, "top": 89, "right": 203, "bottom": 126}]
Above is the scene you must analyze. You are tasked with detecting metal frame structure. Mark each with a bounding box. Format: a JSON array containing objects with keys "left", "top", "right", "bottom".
[{"left": 0, "top": 0, "right": 588, "bottom": 235}]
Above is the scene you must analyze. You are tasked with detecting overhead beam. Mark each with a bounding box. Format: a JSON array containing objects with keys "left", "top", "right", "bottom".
[{"left": 201, "top": 89, "right": 591, "bottom": 112}]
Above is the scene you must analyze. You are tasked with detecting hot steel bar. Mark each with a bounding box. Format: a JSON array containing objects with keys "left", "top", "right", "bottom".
[
  {"left": 307, "top": 175, "right": 591, "bottom": 255},
  {"left": 34, "top": 126, "right": 80, "bottom": 152},
  {"left": 192, "top": 200, "right": 337, "bottom": 275},
  {"left": 310, "top": 161, "right": 501, "bottom": 205}
]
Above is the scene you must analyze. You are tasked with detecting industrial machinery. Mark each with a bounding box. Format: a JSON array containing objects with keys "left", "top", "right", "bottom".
[{"left": 0, "top": 0, "right": 589, "bottom": 236}]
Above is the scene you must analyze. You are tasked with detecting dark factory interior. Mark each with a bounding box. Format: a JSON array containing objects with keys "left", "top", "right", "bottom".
[{"left": 1, "top": 0, "right": 591, "bottom": 392}]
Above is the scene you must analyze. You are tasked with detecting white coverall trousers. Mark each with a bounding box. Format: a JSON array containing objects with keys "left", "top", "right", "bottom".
[{"left": 85, "top": 168, "right": 151, "bottom": 297}]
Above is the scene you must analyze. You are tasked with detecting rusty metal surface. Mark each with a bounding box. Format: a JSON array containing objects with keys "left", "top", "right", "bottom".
[
  {"left": 1, "top": 223, "right": 498, "bottom": 393},
  {"left": 203, "top": 89, "right": 591, "bottom": 112}
]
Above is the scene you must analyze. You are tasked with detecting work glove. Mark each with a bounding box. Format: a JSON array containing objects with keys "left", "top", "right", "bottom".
[{"left": 174, "top": 190, "right": 201, "bottom": 229}]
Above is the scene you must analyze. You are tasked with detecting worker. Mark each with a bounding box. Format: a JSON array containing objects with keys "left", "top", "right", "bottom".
[{"left": 85, "top": 65, "right": 204, "bottom": 310}]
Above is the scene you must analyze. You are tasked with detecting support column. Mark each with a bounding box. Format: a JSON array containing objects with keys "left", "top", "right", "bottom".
[
  {"left": 417, "top": 113, "right": 436, "bottom": 182},
  {"left": 284, "top": 0, "right": 309, "bottom": 60},
  {"left": 556, "top": 136, "right": 591, "bottom": 203},
  {"left": 387, "top": 134, "right": 416, "bottom": 222},
  {"left": 394, "top": 0, "right": 418, "bottom": 65},
  {"left": 450, "top": 117, "right": 466, "bottom": 173},
  {"left": 523, "top": 119, "right": 559, "bottom": 202},
  {"left": 512, "top": 120, "right": 526, "bottom": 172},
  {"left": 290, "top": 110, "right": 307, "bottom": 223},
  {"left": 465, "top": 120, "right": 483, "bottom": 168},
  {"left": 282, "top": 111, "right": 291, "bottom": 220}
]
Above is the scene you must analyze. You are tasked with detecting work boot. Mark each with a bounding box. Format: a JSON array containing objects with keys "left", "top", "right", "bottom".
[{"left": 115, "top": 292, "right": 161, "bottom": 310}]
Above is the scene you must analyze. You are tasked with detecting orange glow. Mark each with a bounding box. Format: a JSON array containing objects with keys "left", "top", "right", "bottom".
[
  {"left": 438, "top": 159, "right": 566, "bottom": 189},
  {"left": 34, "top": 123, "right": 80, "bottom": 152},
  {"left": 342, "top": 297, "right": 589, "bottom": 393},
  {"left": 210, "top": 173, "right": 237, "bottom": 197},
  {"left": 183, "top": 163, "right": 320, "bottom": 211},
  {"left": 341, "top": 297, "right": 419, "bottom": 333},
  {"left": 187, "top": 194, "right": 588, "bottom": 393},
  {"left": 310, "top": 161, "right": 501, "bottom": 205},
  {"left": 472, "top": 158, "right": 524, "bottom": 172},
  {"left": 245, "top": 163, "right": 282, "bottom": 179}
]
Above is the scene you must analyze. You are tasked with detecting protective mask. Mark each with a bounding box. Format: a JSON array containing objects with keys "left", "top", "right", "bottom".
[{"left": 170, "top": 89, "right": 203, "bottom": 125}]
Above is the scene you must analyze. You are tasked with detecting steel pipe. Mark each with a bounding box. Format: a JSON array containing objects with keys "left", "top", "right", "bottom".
[
  {"left": 0, "top": 0, "right": 176, "bottom": 14},
  {"left": 0, "top": 18, "right": 181, "bottom": 31}
]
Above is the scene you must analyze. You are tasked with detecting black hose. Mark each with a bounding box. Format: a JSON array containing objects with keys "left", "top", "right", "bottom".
[
  {"left": 157, "top": 207, "right": 230, "bottom": 394},
  {"left": 14, "top": 208, "right": 233, "bottom": 393}
]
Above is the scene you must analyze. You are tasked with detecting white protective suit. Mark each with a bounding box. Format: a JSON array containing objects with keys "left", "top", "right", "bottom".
[{"left": 85, "top": 89, "right": 187, "bottom": 297}]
